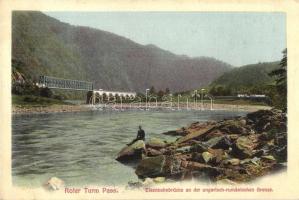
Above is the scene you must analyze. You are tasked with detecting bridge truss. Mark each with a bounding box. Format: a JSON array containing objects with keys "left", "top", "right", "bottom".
[{"left": 38, "top": 76, "right": 93, "bottom": 91}]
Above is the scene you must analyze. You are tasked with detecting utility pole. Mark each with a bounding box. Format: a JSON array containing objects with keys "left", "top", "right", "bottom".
[
  {"left": 145, "top": 88, "right": 150, "bottom": 110},
  {"left": 177, "top": 94, "right": 181, "bottom": 110},
  {"left": 194, "top": 90, "right": 198, "bottom": 110},
  {"left": 201, "top": 89, "right": 205, "bottom": 110}
]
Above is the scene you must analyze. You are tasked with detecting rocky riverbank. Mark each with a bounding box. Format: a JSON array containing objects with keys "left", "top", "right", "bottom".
[{"left": 116, "top": 109, "right": 287, "bottom": 185}]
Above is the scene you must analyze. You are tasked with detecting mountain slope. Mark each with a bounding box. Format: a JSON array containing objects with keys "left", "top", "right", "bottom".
[
  {"left": 210, "top": 61, "right": 280, "bottom": 92},
  {"left": 12, "top": 11, "right": 232, "bottom": 93}
]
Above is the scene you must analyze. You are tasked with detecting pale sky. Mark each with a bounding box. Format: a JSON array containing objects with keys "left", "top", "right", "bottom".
[{"left": 45, "top": 12, "right": 286, "bottom": 67}]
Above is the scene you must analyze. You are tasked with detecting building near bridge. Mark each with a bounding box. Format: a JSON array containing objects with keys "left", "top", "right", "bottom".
[{"left": 86, "top": 89, "right": 137, "bottom": 104}]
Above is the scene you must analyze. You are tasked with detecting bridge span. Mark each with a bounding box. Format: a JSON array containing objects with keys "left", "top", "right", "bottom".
[
  {"left": 38, "top": 75, "right": 93, "bottom": 91},
  {"left": 38, "top": 75, "right": 136, "bottom": 104}
]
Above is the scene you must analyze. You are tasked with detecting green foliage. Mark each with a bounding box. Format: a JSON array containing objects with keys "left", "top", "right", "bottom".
[
  {"left": 149, "top": 86, "right": 156, "bottom": 95},
  {"left": 12, "top": 95, "right": 69, "bottom": 106},
  {"left": 208, "top": 50, "right": 287, "bottom": 110},
  {"left": 157, "top": 90, "right": 165, "bottom": 101},
  {"left": 209, "top": 85, "right": 232, "bottom": 96},
  {"left": 165, "top": 88, "right": 170, "bottom": 95},
  {"left": 210, "top": 61, "right": 280, "bottom": 95},
  {"left": 268, "top": 49, "right": 287, "bottom": 111},
  {"left": 39, "top": 87, "right": 53, "bottom": 98}
]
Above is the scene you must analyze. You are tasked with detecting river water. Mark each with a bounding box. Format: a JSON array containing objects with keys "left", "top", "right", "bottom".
[{"left": 12, "top": 110, "right": 247, "bottom": 187}]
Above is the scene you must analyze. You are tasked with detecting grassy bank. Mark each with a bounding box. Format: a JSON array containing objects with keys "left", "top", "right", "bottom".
[
  {"left": 12, "top": 95, "right": 72, "bottom": 107},
  {"left": 12, "top": 95, "right": 92, "bottom": 115}
]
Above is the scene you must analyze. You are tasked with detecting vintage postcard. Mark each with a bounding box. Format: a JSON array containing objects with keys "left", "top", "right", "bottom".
[{"left": 1, "top": 0, "right": 299, "bottom": 199}]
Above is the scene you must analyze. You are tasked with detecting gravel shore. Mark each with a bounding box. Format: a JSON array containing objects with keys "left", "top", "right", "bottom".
[
  {"left": 12, "top": 103, "right": 271, "bottom": 115},
  {"left": 12, "top": 104, "right": 91, "bottom": 115}
]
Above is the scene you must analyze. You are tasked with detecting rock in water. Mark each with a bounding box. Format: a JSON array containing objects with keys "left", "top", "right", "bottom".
[
  {"left": 162, "top": 129, "right": 188, "bottom": 136},
  {"left": 135, "top": 155, "right": 166, "bottom": 178},
  {"left": 116, "top": 140, "right": 145, "bottom": 163},
  {"left": 43, "top": 177, "right": 65, "bottom": 191}
]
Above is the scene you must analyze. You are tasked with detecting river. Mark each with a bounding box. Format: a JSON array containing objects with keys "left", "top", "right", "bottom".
[{"left": 12, "top": 110, "right": 247, "bottom": 187}]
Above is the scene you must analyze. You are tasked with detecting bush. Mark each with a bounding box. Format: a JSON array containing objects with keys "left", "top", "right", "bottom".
[
  {"left": 53, "top": 94, "right": 63, "bottom": 101},
  {"left": 39, "top": 87, "right": 53, "bottom": 98},
  {"left": 23, "top": 96, "right": 37, "bottom": 102},
  {"left": 12, "top": 82, "right": 40, "bottom": 96}
]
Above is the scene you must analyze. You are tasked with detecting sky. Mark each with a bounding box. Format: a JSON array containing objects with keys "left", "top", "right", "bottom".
[{"left": 45, "top": 12, "right": 286, "bottom": 67}]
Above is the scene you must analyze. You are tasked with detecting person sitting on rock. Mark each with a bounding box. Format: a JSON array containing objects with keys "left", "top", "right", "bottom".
[{"left": 127, "top": 125, "right": 145, "bottom": 146}]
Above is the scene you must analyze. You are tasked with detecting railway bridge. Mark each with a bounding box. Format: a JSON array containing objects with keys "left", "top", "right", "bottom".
[{"left": 38, "top": 75, "right": 136, "bottom": 104}]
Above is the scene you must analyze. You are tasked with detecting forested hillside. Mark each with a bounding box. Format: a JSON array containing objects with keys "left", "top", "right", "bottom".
[
  {"left": 12, "top": 11, "right": 232, "bottom": 93},
  {"left": 209, "top": 62, "right": 280, "bottom": 95}
]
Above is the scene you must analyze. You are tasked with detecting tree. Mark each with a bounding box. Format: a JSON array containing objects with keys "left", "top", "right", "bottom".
[
  {"left": 157, "top": 90, "right": 165, "bottom": 101},
  {"left": 165, "top": 88, "right": 170, "bottom": 95},
  {"left": 115, "top": 94, "right": 120, "bottom": 103},
  {"left": 149, "top": 86, "right": 156, "bottom": 95},
  {"left": 269, "top": 48, "right": 287, "bottom": 111},
  {"left": 209, "top": 85, "right": 232, "bottom": 96},
  {"left": 137, "top": 92, "right": 145, "bottom": 102},
  {"left": 39, "top": 87, "right": 53, "bottom": 98},
  {"left": 102, "top": 93, "right": 107, "bottom": 102}
]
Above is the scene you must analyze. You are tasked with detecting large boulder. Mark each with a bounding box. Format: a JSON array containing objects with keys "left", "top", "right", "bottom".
[
  {"left": 175, "top": 145, "right": 192, "bottom": 153},
  {"left": 190, "top": 142, "right": 209, "bottom": 153},
  {"left": 208, "top": 149, "right": 228, "bottom": 164},
  {"left": 176, "top": 125, "right": 214, "bottom": 144},
  {"left": 135, "top": 155, "right": 166, "bottom": 178},
  {"left": 232, "top": 136, "right": 255, "bottom": 159},
  {"left": 202, "top": 152, "right": 214, "bottom": 163},
  {"left": 147, "top": 148, "right": 163, "bottom": 156},
  {"left": 135, "top": 155, "right": 182, "bottom": 178},
  {"left": 204, "top": 135, "right": 232, "bottom": 150},
  {"left": 162, "top": 128, "right": 189, "bottom": 136},
  {"left": 146, "top": 138, "right": 167, "bottom": 149},
  {"left": 116, "top": 140, "right": 145, "bottom": 163},
  {"left": 216, "top": 120, "right": 248, "bottom": 135}
]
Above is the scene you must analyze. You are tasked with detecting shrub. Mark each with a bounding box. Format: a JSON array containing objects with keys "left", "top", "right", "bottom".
[
  {"left": 39, "top": 87, "right": 53, "bottom": 98},
  {"left": 23, "top": 96, "right": 37, "bottom": 102},
  {"left": 53, "top": 94, "right": 63, "bottom": 101}
]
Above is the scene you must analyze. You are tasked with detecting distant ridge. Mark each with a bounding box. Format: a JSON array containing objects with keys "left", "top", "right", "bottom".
[
  {"left": 210, "top": 61, "right": 280, "bottom": 92},
  {"left": 12, "top": 11, "right": 232, "bottom": 92}
]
